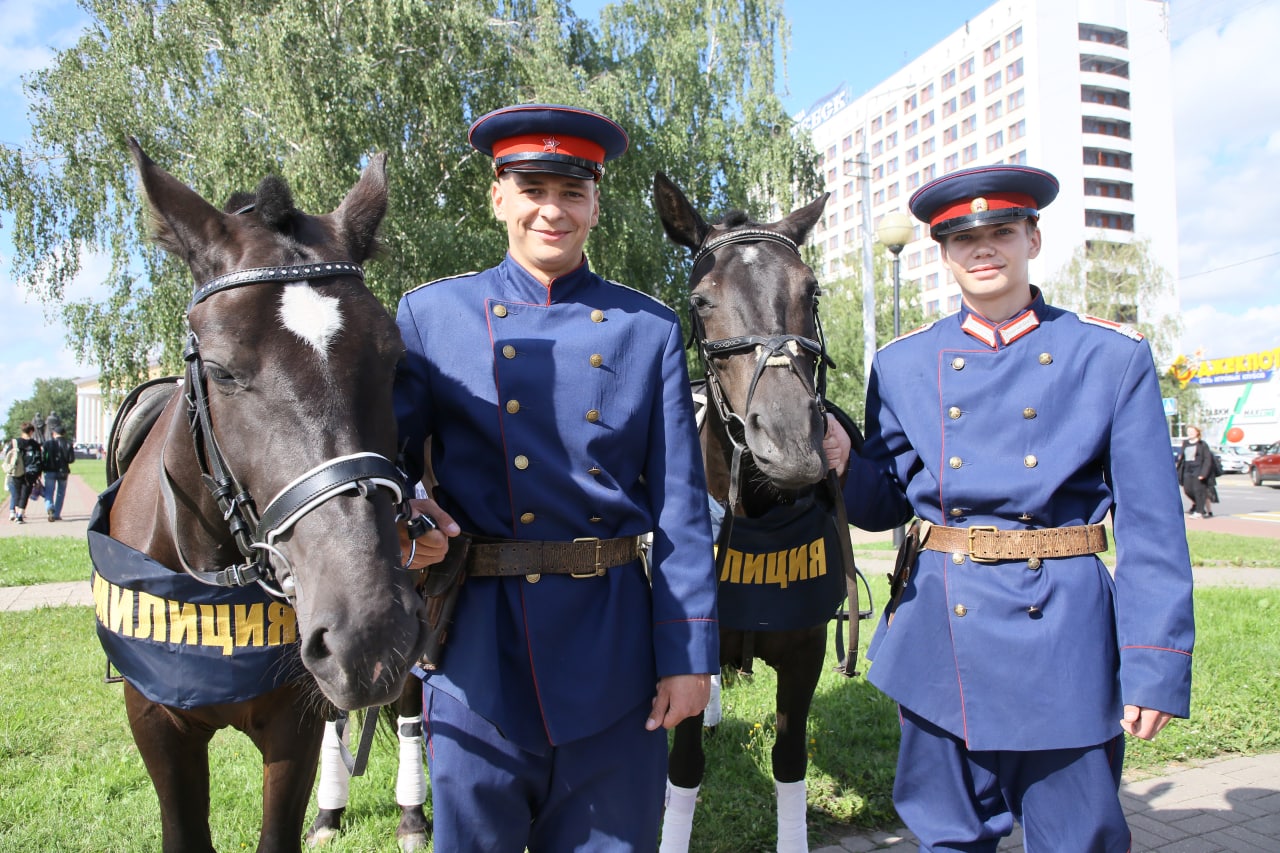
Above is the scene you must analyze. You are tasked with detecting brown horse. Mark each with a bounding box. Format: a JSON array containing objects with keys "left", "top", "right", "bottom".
[
  {"left": 654, "top": 173, "right": 856, "bottom": 853},
  {"left": 92, "top": 140, "right": 429, "bottom": 853}
]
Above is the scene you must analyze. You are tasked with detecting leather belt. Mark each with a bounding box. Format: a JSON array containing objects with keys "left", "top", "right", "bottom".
[
  {"left": 464, "top": 534, "right": 643, "bottom": 579},
  {"left": 919, "top": 522, "right": 1108, "bottom": 563}
]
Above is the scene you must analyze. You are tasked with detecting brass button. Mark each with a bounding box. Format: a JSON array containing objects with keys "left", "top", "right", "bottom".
[
  {"left": 949, "top": 456, "right": 963, "bottom": 469},
  {"left": 502, "top": 345, "right": 516, "bottom": 359},
  {"left": 1023, "top": 407, "right": 1037, "bottom": 419},
  {"left": 589, "top": 515, "right": 602, "bottom": 523},
  {"left": 1018, "top": 512, "right": 1033, "bottom": 521},
  {"left": 952, "top": 553, "right": 966, "bottom": 565},
  {"left": 590, "top": 309, "right": 605, "bottom": 323},
  {"left": 589, "top": 354, "right": 604, "bottom": 368},
  {"left": 1024, "top": 455, "right": 1038, "bottom": 468},
  {"left": 519, "top": 512, "right": 535, "bottom": 524},
  {"left": 1027, "top": 557, "right": 1042, "bottom": 570},
  {"left": 514, "top": 455, "right": 529, "bottom": 470},
  {"left": 587, "top": 467, "right": 602, "bottom": 476},
  {"left": 953, "top": 604, "right": 968, "bottom": 617},
  {"left": 586, "top": 409, "right": 600, "bottom": 423},
  {"left": 950, "top": 507, "right": 963, "bottom": 517},
  {"left": 948, "top": 406, "right": 962, "bottom": 420},
  {"left": 951, "top": 357, "right": 966, "bottom": 370},
  {"left": 526, "top": 573, "right": 541, "bottom": 584},
  {"left": 1039, "top": 352, "right": 1052, "bottom": 365},
  {"left": 493, "top": 304, "right": 508, "bottom": 318},
  {"left": 506, "top": 400, "right": 520, "bottom": 414},
  {"left": 1027, "top": 605, "right": 1041, "bottom": 615}
]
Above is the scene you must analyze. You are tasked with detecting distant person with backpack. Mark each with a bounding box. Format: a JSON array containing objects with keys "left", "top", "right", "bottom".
[
  {"left": 5, "top": 423, "right": 43, "bottom": 524},
  {"left": 42, "top": 423, "right": 74, "bottom": 521}
]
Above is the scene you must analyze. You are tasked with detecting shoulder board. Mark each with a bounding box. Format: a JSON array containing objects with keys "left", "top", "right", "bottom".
[
  {"left": 402, "top": 271, "right": 480, "bottom": 298},
  {"left": 604, "top": 278, "right": 677, "bottom": 313},
  {"left": 879, "top": 321, "right": 936, "bottom": 351},
  {"left": 1078, "top": 314, "right": 1144, "bottom": 341}
]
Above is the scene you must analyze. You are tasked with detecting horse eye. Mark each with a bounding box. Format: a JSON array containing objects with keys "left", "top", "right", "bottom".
[
  {"left": 690, "top": 293, "right": 713, "bottom": 312},
  {"left": 204, "top": 364, "right": 236, "bottom": 385}
]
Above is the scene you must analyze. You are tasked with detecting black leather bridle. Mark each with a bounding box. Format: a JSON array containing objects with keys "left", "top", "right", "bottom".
[
  {"left": 687, "top": 228, "right": 834, "bottom": 510},
  {"left": 172, "top": 260, "right": 419, "bottom": 598}
]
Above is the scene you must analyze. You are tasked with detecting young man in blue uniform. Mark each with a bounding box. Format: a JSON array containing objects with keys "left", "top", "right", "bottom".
[
  {"left": 823, "top": 164, "right": 1195, "bottom": 850},
  {"left": 394, "top": 104, "right": 719, "bottom": 851}
]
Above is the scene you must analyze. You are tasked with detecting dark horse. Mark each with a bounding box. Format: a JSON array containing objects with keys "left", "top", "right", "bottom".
[
  {"left": 95, "top": 140, "right": 429, "bottom": 853},
  {"left": 654, "top": 174, "right": 857, "bottom": 853}
]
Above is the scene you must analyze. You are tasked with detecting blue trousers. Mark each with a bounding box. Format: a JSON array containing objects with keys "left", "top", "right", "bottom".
[
  {"left": 895, "top": 707, "right": 1129, "bottom": 852},
  {"left": 44, "top": 475, "right": 67, "bottom": 519},
  {"left": 424, "top": 683, "right": 667, "bottom": 852}
]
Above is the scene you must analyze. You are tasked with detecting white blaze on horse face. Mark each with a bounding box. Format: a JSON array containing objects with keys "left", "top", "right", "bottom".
[
  {"left": 738, "top": 245, "right": 760, "bottom": 266},
  {"left": 279, "top": 282, "right": 343, "bottom": 358}
]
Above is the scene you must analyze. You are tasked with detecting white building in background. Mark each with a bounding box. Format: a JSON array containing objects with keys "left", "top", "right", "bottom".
[{"left": 795, "top": 0, "right": 1179, "bottom": 323}]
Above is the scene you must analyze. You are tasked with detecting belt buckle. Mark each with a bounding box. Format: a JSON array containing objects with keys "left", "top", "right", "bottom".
[
  {"left": 967, "top": 526, "right": 998, "bottom": 563},
  {"left": 571, "top": 537, "right": 605, "bottom": 578}
]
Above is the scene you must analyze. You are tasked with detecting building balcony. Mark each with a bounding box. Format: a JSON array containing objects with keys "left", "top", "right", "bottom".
[
  {"left": 1080, "top": 70, "right": 1133, "bottom": 92},
  {"left": 1081, "top": 103, "right": 1131, "bottom": 123},
  {"left": 1082, "top": 131, "right": 1133, "bottom": 153}
]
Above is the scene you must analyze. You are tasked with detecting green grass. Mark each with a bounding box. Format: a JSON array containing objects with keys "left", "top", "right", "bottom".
[
  {"left": 1, "top": 582, "right": 1275, "bottom": 851},
  {"left": 0, "top": 538, "right": 91, "bottom": 586},
  {"left": 75, "top": 458, "right": 108, "bottom": 494}
]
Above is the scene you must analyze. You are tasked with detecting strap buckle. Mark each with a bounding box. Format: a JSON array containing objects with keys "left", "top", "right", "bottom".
[
  {"left": 570, "top": 537, "right": 605, "bottom": 578},
  {"left": 967, "top": 526, "right": 998, "bottom": 563}
]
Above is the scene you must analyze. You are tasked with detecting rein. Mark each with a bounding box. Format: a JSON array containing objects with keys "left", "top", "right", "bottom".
[{"left": 178, "top": 261, "right": 417, "bottom": 598}]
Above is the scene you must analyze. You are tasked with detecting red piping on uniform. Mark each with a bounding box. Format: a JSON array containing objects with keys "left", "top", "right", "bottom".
[{"left": 1121, "top": 644, "right": 1192, "bottom": 656}]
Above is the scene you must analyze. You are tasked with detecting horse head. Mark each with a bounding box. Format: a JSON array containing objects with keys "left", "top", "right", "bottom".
[
  {"left": 121, "top": 139, "right": 426, "bottom": 710},
  {"left": 654, "top": 173, "right": 830, "bottom": 503}
]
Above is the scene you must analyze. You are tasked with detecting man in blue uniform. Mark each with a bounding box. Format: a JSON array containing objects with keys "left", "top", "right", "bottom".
[
  {"left": 394, "top": 104, "right": 719, "bottom": 852},
  {"left": 824, "top": 164, "right": 1194, "bottom": 850}
]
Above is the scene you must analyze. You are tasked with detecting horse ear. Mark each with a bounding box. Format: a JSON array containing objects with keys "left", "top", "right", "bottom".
[
  {"left": 127, "top": 136, "right": 226, "bottom": 265},
  {"left": 335, "top": 153, "right": 388, "bottom": 262},
  {"left": 653, "top": 172, "right": 709, "bottom": 251},
  {"left": 774, "top": 192, "right": 830, "bottom": 244}
]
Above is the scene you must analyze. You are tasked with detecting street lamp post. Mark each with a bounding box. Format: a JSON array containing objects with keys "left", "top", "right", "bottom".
[{"left": 875, "top": 211, "right": 914, "bottom": 548}]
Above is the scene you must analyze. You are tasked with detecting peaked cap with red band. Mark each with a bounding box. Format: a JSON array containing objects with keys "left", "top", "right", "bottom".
[
  {"left": 468, "top": 104, "right": 629, "bottom": 181},
  {"left": 909, "top": 164, "right": 1059, "bottom": 239}
]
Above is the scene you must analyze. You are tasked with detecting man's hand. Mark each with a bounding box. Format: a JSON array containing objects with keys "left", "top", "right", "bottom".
[
  {"left": 822, "top": 413, "right": 851, "bottom": 477},
  {"left": 646, "top": 674, "right": 711, "bottom": 731},
  {"left": 399, "top": 496, "right": 460, "bottom": 570},
  {"left": 1121, "top": 704, "right": 1173, "bottom": 741}
]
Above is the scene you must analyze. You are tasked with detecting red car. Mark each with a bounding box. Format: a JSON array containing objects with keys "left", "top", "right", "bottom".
[{"left": 1249, "top": 442, "right": 1280, "bottom": 486}]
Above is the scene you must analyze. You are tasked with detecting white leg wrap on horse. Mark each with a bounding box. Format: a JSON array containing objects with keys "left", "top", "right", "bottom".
[
  {"left": 658, "top": 780, "right": 700, "bottom": 853},
  {"left": 317, "top": 718, "right": 351, "bottom": 809},
  {"left": 395, "top": 715, "right": 427, "bottom": 807},
  {"left": 703, "top": 672, "right": 722, "bottom": 727},
  {"left": 775, "top": 778, "right": 808, "bottom": 853}
]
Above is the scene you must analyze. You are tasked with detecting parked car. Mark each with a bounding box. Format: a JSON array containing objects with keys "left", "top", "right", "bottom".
[
  {"left": 1249, "top": 443, "right": 1280, "bottom": 487},
  {"left": 1213, "top": 445, "right": 1253, "bottom": 474}
]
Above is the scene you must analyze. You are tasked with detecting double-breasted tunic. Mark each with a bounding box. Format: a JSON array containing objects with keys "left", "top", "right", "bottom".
[
  {"left": 842, "top": 292, "right": 1194, "bottom": 751},
  {"left": 394, "top": 255, "right": 719, "bottom": 753}
]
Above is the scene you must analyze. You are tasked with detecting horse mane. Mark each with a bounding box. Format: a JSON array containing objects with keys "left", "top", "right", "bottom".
[
  {"left": 718, "top": 210, "right": 753, "bottom": 229},
  {"left": 223, "top": 174, "right": 296, "bottom": 231}
]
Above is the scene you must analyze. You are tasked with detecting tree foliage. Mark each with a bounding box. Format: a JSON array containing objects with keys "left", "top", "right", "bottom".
[
  {"left": 0, "top": 0, "right": 819, "bottom": 400},
  {"left": 3, "top": 378, "right": 77, "bottom": 443}
]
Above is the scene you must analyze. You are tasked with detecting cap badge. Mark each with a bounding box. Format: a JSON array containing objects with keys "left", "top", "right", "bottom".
[
  {"left": 970, "top": 197, "right": 989, "bottom": 213},
  {"left": 542, "top": 136, "right": 561, "bottom": 153}
]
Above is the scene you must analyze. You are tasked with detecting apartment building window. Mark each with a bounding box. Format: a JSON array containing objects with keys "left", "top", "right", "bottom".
[
  {"left": 829, "top": 211, "right": 839, "bottom": 226},
  {"left": 1079, "top": 24, "right": 1128, "bottom": 47},
  {"left": 1008, "top": 119, "right": 1026, "bottom": 140},
  {"left": 959, "top": 57, "right": 975, "bottom": 79},
  {"left": 907, "top": 250, "right": 922, "bottom": 270},
  {"left": 985, "top": 102, "right": 1004, "bottom": 122},
  {"left": 944, "top": 153, "right": 959, "bottom": 171},
  {"left": 960, "top": 86, "right": 976, "bottom": 107},
  {"left": 1008, "top": 150, "right": 1027, "bottom": 165},
  {"left": 855, "top": 129, "right": 864, "bottom": 146},
  {"left": 1006, "top": 27, "right": 1023, "bottom": 51},
  {"left": 941, "top": 69, "right": 956, "bottom": 90},
  {"left": 905, "top": 120, "right": 918, "bottom": 139},
  {"left": 1081, "top": 85, "right": 1130, "bottom": 108},
  {"left": 1007, "top": 88, "right": 1025, "bottom": 111},
  {"left": 874, "top": 189, "right": 886, "bottom": 205},
  {"left": 962, "top": 143, "right": 978, "bottom": 164},
  {"left": 925, "top": 299, "right": 940, "bottom": 317},
  {"left": 922, "top": 163, "right": 938, "bottom": 181},
  {"left": 888, "top": 182, "right": 900, "bottom": 200},
  {"left": 986, "top": 130, "right": 1004, "bottom": 152},
  {"left": 921, "top": 110, "right": 935, "bottom": 129},
  {"left": 842, "top": 134, "right": 853, "bottom": 151},
  {"left": 1085, "top": 210, "right": 1134, "bottom": 231},
  {"left": 886, "top": 156, "right": 899, "bottom": 175},
  {"left": 904, "top": 93, "right": 918, "bottom": 112},
  {"left": 984, "top": 72, "right": 1002, "bottom": 94},
  {"left": 886, "top": 131, "right": 899, "bottom": 149},
  {"left": 925, "top": 271, "right": 939, "bottom": 289},
  {"left": 873, "top": 164, "right": 884, "bottom": 180},
  {"left": 942, "top": 97, "right": 957, "bottom": 118},
  {"left": 1080, "top": 55, "right": 1129, "bottom": 79},
  {"left": 1083, "top": 117, "right": 1132, "bottom": 138},
  {"left": 1006, "top": 58, "right": 1024, "bottom": 82},
  {"left": 907, "top": 172, "right": 921, "bottom": 190},
  {"left": 826, "top": 144, "right": 837, "bottom": 160},
  {"left": 872, "top": 116, "right": 883, "bottom": 132},
  {"left": 947, "top": 294, "right": 962, "bottom": 312},
  {"left": 829, "top": 236, "right": 839, "bottom": 250},
  {"left": 885, "top": 106, "right": 898, "bottom": 124},
  {"left": 845, "top": 204, "right": 855, "bottom": 218},
  {"left": 844, "top": 181, "right": 855, "bottom": 198},
  {"left": 906, "top": 145, "right": 919, "bottom": 164},
  {"left": 845, "top": 228, "right": 856, "bottom": 245},
  {"left": 925, "top": 245, "right": 939, "bottom": 263},
  {"left": 873, "top": 140, "right": 884, "bottom": 157},
  {"left": 921, "top": 82, "right": 934, "bottom": 102},
  {"left": 1085, "top": 179, "right": 1134, "bottom": 200},
  {"left": 961, "top": 116, "right": 977, "bottom": 135},
  {"left": 1083, "top": 147, "right": 1132, "bottom": 169},
  {"left": 827, "top": 167, "right": 837, "bottom": 184},
  {"left": 921, "top": 138, "right": 936, "bottom": 155},
  {"left": 983, "top": 41, "right": 1001, "bottom": 64},
  {"left": 943, "top": 125, "right": 959, "bottom": 144}
]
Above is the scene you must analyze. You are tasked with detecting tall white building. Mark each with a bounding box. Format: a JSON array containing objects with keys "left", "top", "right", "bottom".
[{"left": 794, "top": 0, "right": 1178, "bottom": 322}]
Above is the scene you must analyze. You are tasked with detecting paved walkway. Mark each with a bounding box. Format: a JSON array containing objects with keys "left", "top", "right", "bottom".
[{"left": 5, "top": 475, "right": 1279, "bottom": 851}]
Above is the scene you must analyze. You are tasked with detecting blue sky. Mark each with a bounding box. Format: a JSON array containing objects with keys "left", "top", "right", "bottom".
[{"left": 2, "top": 0, "right": 1278, "bottom": 422}]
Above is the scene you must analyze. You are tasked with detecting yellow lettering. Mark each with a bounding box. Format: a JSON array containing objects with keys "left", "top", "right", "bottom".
[
  {"left": 135, "top": 592, "right": 168, "bottom": 642},
  {"left": 107, "top": 584, "right": 133, "bottom": 637},
  {"left": 235, "top": 604, "right": 266, "bottom": 648},
  {"left": 720, "top": 548, "right": 743, "bottom": 584},
  {"left": 168, "top": 600, "right": 198, "bottom": 645},
  {"left": 766, "top": 551, "right": 787, "bottom": 588},
  {"left": 267, "top": 602, "right": 297, "bottom": 645},
  {"left": 743, "top": 552, "right": 766, "bottom": 585},
  {"left": 809, "top": 538, "right": 827, "bottom": 577},
  {"left": 93, "top": 573, "right": 110, "bottom": 624},
  {"left": 788, "top": 544, "right": 810, "bottom": 582},
  {"left": 200, "top": 604, "right": 235, "bottom": 656}
]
